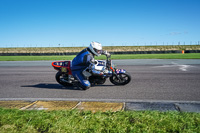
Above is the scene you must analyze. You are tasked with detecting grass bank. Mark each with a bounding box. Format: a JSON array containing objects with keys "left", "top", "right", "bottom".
[
  {"left": 0, "top": 108, "right": 199, "bottom": 133},
  {"left": 1, "top": 45, "right": 200, "bottom": 54},
  {"left": 0, "top": 53, "right": 200, "bottom": 61}
]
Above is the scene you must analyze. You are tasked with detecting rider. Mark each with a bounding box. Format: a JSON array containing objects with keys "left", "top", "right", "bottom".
[{"left": 71, "top": 41, "right": 110, "bottom": 90}]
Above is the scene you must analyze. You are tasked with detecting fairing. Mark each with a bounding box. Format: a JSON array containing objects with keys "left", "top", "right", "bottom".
[{"left": 52, "top": 61, "right": 72, "bottom": 74}]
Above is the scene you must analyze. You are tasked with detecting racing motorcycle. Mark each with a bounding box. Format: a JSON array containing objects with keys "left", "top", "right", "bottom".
[{"left": 52, "top": 55, "right": 131, "bottom": 90}]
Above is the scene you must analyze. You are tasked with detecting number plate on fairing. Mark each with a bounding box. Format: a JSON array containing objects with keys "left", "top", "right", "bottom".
[
  {"left": 116, "top": 69, "right": 126, "bottom": 74},
  {"left": 61, "top": 67, "right": 67, "bottom": 72}
]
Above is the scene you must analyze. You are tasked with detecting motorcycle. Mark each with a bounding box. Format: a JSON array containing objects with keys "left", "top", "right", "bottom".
[{"left": 52, "top": 55, "right": 131, "bottom": 90}]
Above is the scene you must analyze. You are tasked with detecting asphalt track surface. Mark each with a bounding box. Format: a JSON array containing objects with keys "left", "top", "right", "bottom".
[{"left": 0, "top": 59, "right": 200, "bottom": 102}]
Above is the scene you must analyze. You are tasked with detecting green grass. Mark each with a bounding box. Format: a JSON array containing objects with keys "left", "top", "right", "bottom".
[
  {"left": 96, "top": 53, "right": 200, "bottom": 60},
  {"left": 0, "top": 53, "right": 200, "bottom": 61},
  {"left": 0, "top": 55, "right": 76, "bottom": 61},
  {"left": 0, "top": 108, "right": 199, "bottom": 133}
]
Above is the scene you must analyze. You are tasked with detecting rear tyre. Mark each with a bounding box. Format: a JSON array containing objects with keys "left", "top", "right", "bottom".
[
  {"left": 55, "top": 71, "right": 73, "bottom": 86},
  {"left": 110, "top": 72, "right": 131, "bottom": 85}
]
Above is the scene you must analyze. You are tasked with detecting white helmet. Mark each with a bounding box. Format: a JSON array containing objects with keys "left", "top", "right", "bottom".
[{"left": 88, "top": 41, "right": 102, "bottom": 56}]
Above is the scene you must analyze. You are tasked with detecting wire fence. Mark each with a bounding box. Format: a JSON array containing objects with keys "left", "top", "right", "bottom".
[{"left": 1, "top": 41, "right": 200, "bottom": 48}]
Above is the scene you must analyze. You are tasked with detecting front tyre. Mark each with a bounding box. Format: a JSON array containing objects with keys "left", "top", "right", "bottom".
[
  {"left": 110, "top": 72, "right": 131, "bottom": 85},
  {"left": 55, "top": 71, "right": 73, "bottom": 86}
]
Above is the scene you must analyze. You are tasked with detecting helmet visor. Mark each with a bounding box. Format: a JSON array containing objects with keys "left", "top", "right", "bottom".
[{"left": 94, "top": 48, "right": 103, "bottom": 55}]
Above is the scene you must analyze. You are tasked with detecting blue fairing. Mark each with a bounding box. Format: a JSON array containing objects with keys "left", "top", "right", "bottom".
[{"left": 115, "top": 69, "right": 126, "bottom": 74}]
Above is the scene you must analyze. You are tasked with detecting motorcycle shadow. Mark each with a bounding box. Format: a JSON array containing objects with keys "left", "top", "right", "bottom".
[
  {"left": 21, "top": 83, "right": 80, "bottom": 90},
  {"left": 21, "top": 83, "right": 115, "bottom": 90}
]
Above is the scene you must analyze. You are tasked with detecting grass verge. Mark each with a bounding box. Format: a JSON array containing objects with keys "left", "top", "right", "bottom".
[
  {"left": 0, "top": 108, "right": 199, "bottom": 133},
  {"left": 0, "top": 53, "right": 200, "bottom": 61},
  {"left": 96, "top": 53, "right": 200, "bottom": 60}
]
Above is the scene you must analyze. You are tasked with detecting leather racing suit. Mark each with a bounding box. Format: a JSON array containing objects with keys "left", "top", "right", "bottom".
[{"left": 71, "top": 48, "right": 102, "bottom": 89}]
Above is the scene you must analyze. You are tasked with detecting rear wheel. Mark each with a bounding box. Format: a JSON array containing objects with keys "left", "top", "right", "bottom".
[
  {"left": 55, "top": 71, "right": 73, "bottom": 86},
  {"left": 110, "top": 72, "right": 131, "bottom": 85}
]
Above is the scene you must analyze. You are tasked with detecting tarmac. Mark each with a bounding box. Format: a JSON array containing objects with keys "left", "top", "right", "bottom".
[
  {"left": 0, "top": 100, "right": 200, "bottom": 113},
  {"left": 1, "top": 59, "right": 200, "bottom": 113}
]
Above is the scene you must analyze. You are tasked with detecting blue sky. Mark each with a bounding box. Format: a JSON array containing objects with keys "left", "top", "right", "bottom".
[{"left": 0, "top": 0, "right": 199, "bottom": 47}]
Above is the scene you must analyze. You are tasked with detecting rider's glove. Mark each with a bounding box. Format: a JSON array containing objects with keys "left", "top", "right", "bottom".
[
  {"left": 103, "top": 50, "right": 110, "bottom": 57},
  {"left": 90, "top": 64, "right": 103, "bottom": 75}
]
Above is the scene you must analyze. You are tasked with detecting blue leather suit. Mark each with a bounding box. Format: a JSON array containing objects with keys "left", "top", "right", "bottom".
[{"left": 71, "top": 48, "right": 94, "bottom": 89}]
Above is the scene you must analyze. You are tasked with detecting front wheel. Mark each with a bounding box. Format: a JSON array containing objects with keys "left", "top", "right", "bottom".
[{"left": 110, "top": 72, "right": 131, "bottom": 85}]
